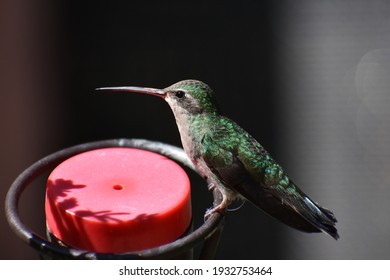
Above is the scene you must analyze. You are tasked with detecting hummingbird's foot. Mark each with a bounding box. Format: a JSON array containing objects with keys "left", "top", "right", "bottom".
[
  {"left": 208, "top": 183, "right": 216, "bottom": 191},
  {"left": 205, "top": 184, "right": 238, "bottom": 220},
  {"left": 204, "top": 205, "right": 225, "bottom": 220},
  {"left": 204, "top": 198, "right": 230, "bottom": 220}
]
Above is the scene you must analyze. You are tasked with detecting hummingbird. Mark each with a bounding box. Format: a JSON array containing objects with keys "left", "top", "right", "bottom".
[{"left": 97, "top": 80, "right": 339, "bottom": 240}]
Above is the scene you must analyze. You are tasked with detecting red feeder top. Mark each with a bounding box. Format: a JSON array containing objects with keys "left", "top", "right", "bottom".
[{"left": 45, "top": 147, "right": 191, "bottom": 253}]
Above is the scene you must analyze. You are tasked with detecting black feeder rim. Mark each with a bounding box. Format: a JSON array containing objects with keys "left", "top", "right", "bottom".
[{"left": 5, "top": 139, "right": 225, "bottom": 259}]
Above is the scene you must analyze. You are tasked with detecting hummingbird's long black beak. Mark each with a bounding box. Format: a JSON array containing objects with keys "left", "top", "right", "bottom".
[{"left": 95, "top": 86, "right": 166, "bottom": 98}]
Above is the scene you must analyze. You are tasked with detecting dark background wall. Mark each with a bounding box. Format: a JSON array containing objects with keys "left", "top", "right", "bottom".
[{"left": 1, "top": 0, "right": 390, "bottom": 259}]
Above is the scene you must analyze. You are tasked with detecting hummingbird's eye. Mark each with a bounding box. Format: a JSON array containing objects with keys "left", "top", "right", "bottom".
[{"left": 175, "top": 90, "right": 185, "bottom": 98}]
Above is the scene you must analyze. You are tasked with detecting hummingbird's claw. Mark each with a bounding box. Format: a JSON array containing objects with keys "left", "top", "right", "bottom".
[
  {"left": 204, "top": 207, "right": 219, "bottom": 221},
  {"left": 204, "top": 202, "right": 227, "bottom": 221}
]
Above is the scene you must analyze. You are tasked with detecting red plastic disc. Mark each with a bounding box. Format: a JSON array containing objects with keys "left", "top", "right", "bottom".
[{"left": 45, "top": 148, "right": 191, "bottom": 253}]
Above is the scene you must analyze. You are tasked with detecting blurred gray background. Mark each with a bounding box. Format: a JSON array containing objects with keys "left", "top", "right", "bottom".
[{"left": 1, "top": 0, "right": 390, "bottom": 259}]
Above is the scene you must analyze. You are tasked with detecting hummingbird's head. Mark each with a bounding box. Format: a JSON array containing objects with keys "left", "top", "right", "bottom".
[
  {"left": 163, "top": 80, "right": 219, "bottom": 115},
  {"left": 96, "top": 79, "right": 219, "bottom": 115}
]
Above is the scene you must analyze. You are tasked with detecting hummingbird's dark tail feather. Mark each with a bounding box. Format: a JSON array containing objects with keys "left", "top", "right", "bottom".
[{"left": 300, "top": 196, "right": 339, "bottom": 240}]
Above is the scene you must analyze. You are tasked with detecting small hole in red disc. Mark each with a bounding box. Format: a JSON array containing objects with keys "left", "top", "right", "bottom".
[{"left": 113, "top": 184, "right": 124, "bottom": 190}]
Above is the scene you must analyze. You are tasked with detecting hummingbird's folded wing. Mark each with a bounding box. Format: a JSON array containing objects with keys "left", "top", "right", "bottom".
[{"left": 201, "top": 129, "right": 339, "bottom": 239}]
